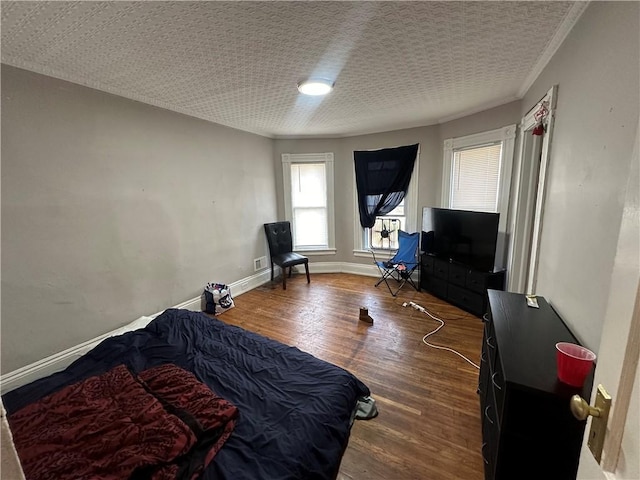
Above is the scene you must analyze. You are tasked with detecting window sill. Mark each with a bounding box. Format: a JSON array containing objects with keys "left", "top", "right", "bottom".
[
  {"left": 295, "top": 248, "right": 337, "bottom": 256},
  {"left": 353, "top": 249, "right": 397, "bottom": 258}
]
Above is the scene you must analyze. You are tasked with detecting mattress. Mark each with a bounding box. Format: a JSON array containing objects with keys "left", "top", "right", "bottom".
[{"left": 3, "top": 309, "right": 372, "bottom": 480}]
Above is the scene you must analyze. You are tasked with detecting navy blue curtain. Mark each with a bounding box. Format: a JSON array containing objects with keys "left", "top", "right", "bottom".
[{"left": 354, "top": 143, "right": 419, "bottom": 228}]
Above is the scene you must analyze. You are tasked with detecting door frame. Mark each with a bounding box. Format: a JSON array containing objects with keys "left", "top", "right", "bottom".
[
  {"left": 577, "top": 123, "right": 640, "bottom": 479},
  {"left": 506, "top": 108, "right": 542, "bottom": 292},
  {"left": 506, "top": 85, "right": 557, "bottom": 293}
]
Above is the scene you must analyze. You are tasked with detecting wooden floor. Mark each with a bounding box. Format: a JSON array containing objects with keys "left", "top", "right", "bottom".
[{"left": 215, "top": 272, "right": 485, "bottom": 480}]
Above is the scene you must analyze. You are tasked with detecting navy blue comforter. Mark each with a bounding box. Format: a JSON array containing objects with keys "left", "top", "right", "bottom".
[{"left": 3, "top": 309, "right": 370, "bottom": 480}]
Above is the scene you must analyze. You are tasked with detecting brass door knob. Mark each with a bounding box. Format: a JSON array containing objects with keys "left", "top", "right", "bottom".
[
  {"left": 570, "top": 394, "right": 603, "bottom": 420},
  {"left": 568, "top": 385, "right": 611, "bottom": 464}
]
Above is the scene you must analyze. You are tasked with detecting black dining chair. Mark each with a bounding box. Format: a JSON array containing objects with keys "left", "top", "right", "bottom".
[{"left": 263, "top": 221, "right": 310, "bottom": 290}]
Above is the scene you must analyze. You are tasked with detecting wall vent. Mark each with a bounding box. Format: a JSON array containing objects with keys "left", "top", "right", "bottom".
[{"left": 254, "top": 256, "right": 268, "bottom": 271}]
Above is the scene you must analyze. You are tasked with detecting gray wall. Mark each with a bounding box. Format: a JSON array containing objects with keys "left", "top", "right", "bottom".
[
  {"left": 273, "top": 104, "right": 523, "bottom": 266},
  {"left": 341, "top": 126, "right": 442, "bottom": 231},
  {"left": 2, "top": 1, "right": 636, "bottom": 372},
  {"left": 1, "top": 66, "right": 276, "bottom": 373},
  {"left": 439, "top": 101, "right": 522, "bottom": 139},
  {"left": 522, "top": 1, "right": 639, "bottom": 351},
  {"left": 274, "top": 126, "right": 442, "bottom": 265}
]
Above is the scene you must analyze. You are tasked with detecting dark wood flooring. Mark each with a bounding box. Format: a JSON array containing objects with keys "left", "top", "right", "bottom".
[{"left": 214, "top": 272, "right": 485, "bottom": 480}]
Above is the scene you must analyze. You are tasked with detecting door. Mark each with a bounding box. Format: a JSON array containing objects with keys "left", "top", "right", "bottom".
[
  {"left": 576, "top": 128, "right": 639, "bottom": 479},
  {"left": 507, "top": 86, "right": 555, "bottom": 294},
  {"left": 506, "top": 122, "right": 542, "bottom": 292}
]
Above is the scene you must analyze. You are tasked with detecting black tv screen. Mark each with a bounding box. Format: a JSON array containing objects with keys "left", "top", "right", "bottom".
[{"left": 422, "top": 207, "right": 499, "bottom": 272}]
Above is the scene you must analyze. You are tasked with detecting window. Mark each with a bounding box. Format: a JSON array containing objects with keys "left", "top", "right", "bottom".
[
  {"left": 282, "top": 153, "right": 335, "bottom": 253},
  {"left": 442, "top": 126, "right": 515, "bottom": 218},
  {"left": 442, "top": 125, "right": 516, "bottom": 268},
  {"left": 450, "top": 143, "right": 503, "bottom": 212},
  {"left": 368, "top": 201, "right": 405, "bottom": 250},
  {"left": 291, "top": 163, "right": 327, "bottom": 247},
  {"left": 354, "top": 159, "right": 419, "bottom": 254}
]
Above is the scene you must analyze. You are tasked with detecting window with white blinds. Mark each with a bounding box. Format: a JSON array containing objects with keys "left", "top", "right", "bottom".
[{"left": 451, "top": 143, "right": 502, "bottom": 212}]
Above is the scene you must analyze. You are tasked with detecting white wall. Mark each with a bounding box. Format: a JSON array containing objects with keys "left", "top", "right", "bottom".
[
  {"left": 1, "top": 66, "right": 277, "bottom": 373},
  {"left": 522, "top": 1, "right": 639, "bottom": 352}
]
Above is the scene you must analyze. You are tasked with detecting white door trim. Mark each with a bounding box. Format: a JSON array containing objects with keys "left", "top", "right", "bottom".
[
  {"left": 526, "top": 85, "right": 558, "bottom": 294},
  {"left": 601, "top": 283, "right": 639, "bottom": 473}
]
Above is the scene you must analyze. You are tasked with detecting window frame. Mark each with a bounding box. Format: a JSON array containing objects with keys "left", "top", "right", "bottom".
[
  {"left": 442, "top": 125, "right": 517, "bottom": 267},
  {"left": 282, "top": 152, "right": 336, "bottom": 255},
  {"left": 352, "top": 150, "right": 420, "bottom": 256},
  {"left": 450, "top": 142, "right": 503, "bottom": 212}
]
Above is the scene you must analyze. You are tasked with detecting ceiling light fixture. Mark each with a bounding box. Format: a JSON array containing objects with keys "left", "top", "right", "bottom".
[{"left": 297, "top": 79, "right": 334, "bottom": 96}]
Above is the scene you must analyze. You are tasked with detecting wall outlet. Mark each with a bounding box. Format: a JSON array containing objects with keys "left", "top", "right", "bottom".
[{"left": 254, "top": 256, "right": 268, "bottom": 271}]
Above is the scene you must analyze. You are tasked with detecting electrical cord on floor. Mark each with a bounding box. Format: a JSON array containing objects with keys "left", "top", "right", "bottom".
[{"left": 403, "top": 301, "right": 480, "bottom": 370}]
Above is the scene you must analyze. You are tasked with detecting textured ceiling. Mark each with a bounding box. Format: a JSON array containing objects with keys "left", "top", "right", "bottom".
[{"left": 1, "top": 1, "right": 586, "bottom": 138}]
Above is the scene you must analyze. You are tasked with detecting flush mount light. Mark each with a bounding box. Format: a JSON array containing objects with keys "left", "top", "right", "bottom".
[{"left": 297, "top": 79, "right": 334, "bottom": 96}]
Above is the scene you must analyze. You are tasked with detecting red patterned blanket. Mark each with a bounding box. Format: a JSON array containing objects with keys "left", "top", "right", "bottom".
[{"left": 8, "top": 364, "right": 238, "bottom": 480}]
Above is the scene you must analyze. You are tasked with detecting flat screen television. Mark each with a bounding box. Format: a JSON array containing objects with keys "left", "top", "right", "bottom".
[{"left": 422, "top": 207, "right": 500, "bottom": 272}]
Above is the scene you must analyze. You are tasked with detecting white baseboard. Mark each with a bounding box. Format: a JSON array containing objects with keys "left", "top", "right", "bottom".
[
  {"left": 0, "top": 329, "right": 145, "bottom": 396},
  {"left": 310, "top": 261, "right": 380, "bottom": 277},
  {"left": 0, "top": 263, "right": 390, "bottom": 394}
]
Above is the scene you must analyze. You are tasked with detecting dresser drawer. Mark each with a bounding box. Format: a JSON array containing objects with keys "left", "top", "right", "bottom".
[
  {"left": 424, "top": 275, "right": 448, "bottom": 299},
  {"left": 467, "top": 270, "right": 490, "bottom": 294},
  {"left": 482, "top": 385, "right": 499, "bottom": 480},
  {"left": 482, "top": 438, "right": 496, "bottom": 480},
  {"left": 421, "top": 255, "right": 435, "bottom": 274},
  {"left": 485, "top": 322, "right": 499, "bottom": 378},
  {"left": 447, "top": 284, "right": 484, "bottom": 314},
  {"left": 448, "top": 263, "right": 468, "bottom": 287},
  {"left": 432, "top": 258, "right": 449, "bottom": 280},
  {"left": 491, "top": 365, "right": 505, "bottom": 425},
  {"left": 478, "top": 343, "right": 491, "bottom": 411}
]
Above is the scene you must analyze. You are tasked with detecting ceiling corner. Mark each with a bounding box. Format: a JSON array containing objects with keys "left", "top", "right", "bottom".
[{"left": 517, "top": 1, "right": 591, "bottom": 98}]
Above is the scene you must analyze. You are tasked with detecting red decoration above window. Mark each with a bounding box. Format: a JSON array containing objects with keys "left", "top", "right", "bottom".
[{"left": 532, "top": 100, "right": 550, "bottom": 136}]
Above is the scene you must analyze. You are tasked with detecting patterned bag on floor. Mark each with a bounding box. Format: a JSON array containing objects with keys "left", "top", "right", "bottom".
[{"left": 201, "top": 283, "right": 235, "bottom": 315}]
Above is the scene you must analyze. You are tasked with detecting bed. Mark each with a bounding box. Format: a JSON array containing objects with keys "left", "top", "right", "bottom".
[{"left": 2, "top": 309, "right": 374, "bottom": 480}]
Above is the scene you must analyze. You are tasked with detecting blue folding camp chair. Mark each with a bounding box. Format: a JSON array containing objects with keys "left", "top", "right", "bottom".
[{"left": 371, "top": 230, "right": 420, "bottom": 296}]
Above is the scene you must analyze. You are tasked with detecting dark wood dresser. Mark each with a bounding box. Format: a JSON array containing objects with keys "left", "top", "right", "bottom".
[
  {"left": 479, "top": 290, "right": 593, "bottom": 480},
  {"left": 419, "top": 254, "right": 505, "bottom": 317}
]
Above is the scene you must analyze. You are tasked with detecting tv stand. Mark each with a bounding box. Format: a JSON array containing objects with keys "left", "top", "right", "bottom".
[{"left": 419, "top": 254, "right": 505, "bottom": 317}]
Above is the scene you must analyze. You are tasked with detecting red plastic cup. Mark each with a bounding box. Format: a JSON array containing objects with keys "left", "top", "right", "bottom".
[{"left": 556, "top": 342, "right": 596, "bottom": 387}]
